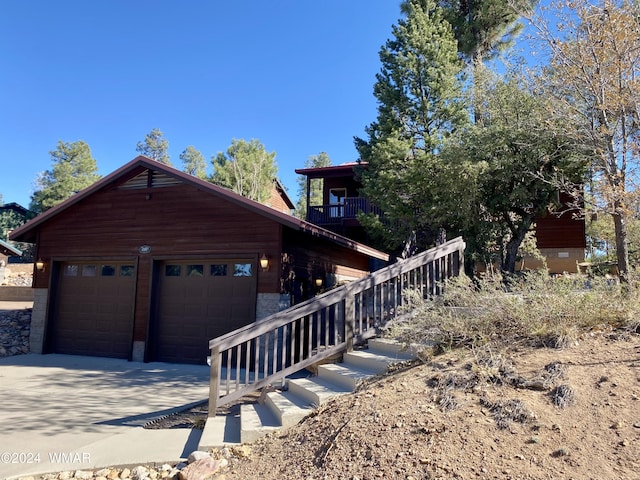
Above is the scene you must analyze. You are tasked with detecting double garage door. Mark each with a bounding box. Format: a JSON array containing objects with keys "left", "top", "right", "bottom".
[{"left": 50, "top": 258, "right": 256, "bottom": 364}]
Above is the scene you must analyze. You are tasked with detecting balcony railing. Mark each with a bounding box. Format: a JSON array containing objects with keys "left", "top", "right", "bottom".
[{"left": 307, "top": 197, "right": 382, "bottom": 225}]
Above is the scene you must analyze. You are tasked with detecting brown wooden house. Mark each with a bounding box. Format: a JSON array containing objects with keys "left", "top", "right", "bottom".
[
  {"left": 10, "top": 156, "right": 388, "bottom": 364},
  {"left": 296, "top": 162, "right": 586, "bottom": 274}
]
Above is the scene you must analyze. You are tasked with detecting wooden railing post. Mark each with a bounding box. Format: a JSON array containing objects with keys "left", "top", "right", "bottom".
[
  {"left": 208, "top": 346, "right": 220, "bottom": 417},
  {"left": 344, "top": 285, "right": 355, "bottom": 352}
]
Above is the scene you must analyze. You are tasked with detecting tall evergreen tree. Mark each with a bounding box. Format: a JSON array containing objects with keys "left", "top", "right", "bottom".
[
  {"left": 136, "top": 128, "right": 171, "bottom": 166},
  {"left": 30, "top": 140, "right": 101, "bottom": 213},
  {"left": 355, "top": 0, "right": 468, "bottom": 251},
  {"left": 180, "top": 145, "right": 207, "bottom": 179},
  {"left": 437, "top": 0, "right": 535, "bottom": 65},
  {"left": 294, "top": 152, "right": 331, "bottom": 219},
  {"left": 210, "top": 139, "right": 278, "bottom": 203}
]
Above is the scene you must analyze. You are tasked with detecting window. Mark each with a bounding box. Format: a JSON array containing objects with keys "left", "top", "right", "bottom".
[
  {"left": 120, "top": 265, "right": 135, "bottom": 277},
  {"left": 101, "top": 265, "right": 116, "bottom": 276},
  {"left": 187, "top": 264, "right": 204, "bottom": 276},
  {"left": 329, "top": 188, "right": 346, "bottom": 218},
  {"left": 82, "top": 265, "right": 97, "bottom": 277},
  {"left": 165, "top": 265, "right": 181, "bottom": 277},
  {"left": 210, "top": 264, "right": 228, "bottom": 276},
  {"left": 329, "top": 188, "right": 347, "bottom": 205},
  {"left": 233, "top": 263, "right": 252, "bottom": 277},
  {"left": 63, "top": 265, "right": 78, "bottom": 277}
]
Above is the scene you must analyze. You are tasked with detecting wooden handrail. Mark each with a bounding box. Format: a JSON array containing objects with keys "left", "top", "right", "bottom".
[{"left": 208, "top": 237, "right": 465, "bottom": 413}]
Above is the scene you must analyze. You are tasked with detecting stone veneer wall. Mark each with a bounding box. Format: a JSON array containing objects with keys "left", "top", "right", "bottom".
[
  {"left": 256, "top": 293, "right": 290, "bottom": 321},
  {"left": 29, "top": 288, "right": 48, "bottom": 354}
]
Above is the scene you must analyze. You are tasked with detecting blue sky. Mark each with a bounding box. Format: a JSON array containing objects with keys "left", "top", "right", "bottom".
[{"left": 0, "top": 1, "right": 403, "bottom": 207}]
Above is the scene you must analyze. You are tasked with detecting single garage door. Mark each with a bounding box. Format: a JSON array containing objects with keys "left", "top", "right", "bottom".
[
  {"left": 153, "top": 259, "right": 257, "bottom": 364},
  {"left": 50, "top": 261, "right": 136, "bottom": 358}
]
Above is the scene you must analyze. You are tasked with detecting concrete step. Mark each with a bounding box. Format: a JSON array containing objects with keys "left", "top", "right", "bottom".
[
  {"left": 265, "top": 390, "right": 314, "bottom": 428},
  {"left": 343, "top": 349, "right": 413, "bottom": 373},
  {"left": 287, "top": 376, "right": 352, "bottom": 407},
  {"left": 368, "top": 337, "right": 431, "bottom": 357},
  {"left": 198, "top": 338, "right": 418, "bottom": 450},
  {"left": 240, "top": 403, "right": 280, "bottom": 443},
  {"left": 316, "top": 362, "right": 377, "bottom": 391},
  {"left": 198, "top": 407, "right": 240, "bottom": 450}
]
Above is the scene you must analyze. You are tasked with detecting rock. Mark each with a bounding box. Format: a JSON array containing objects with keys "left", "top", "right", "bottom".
[
  {"left": 95, "top": 469, "right": 112, "bottom": 477},
  {"left": 121, "top": 468, "right": 132, "bottom": 479},
  {"left": 177, "top": 457, "right": 224, "bottom": 480},
  {"left": 107, "top": 470, "right": 120, "bottom": 479},
  {"left": 73, "top": 471, "right": 94, "bottom": 479},
  {"left": 58, "top": 472, "right": 72, "bottom": 480},
  {"left": 231, "top": 445, "right": 252, "bottom": 458},
  {"left": 131, "top": 466, "right": 149, "bottom": 479},
  {"left": 188, "top": 450, "right": 212, "bottom": 463}
]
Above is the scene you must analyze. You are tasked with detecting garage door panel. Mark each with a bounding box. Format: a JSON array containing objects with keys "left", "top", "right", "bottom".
[
  {"left": 154, "top": 259, "right": 257, "bottom": 364},
  {"left": 50, "top": 261, "right": 135, "bottom": 359}
]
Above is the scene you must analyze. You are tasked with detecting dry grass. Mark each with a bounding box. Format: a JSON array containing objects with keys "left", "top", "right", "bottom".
[{"left": 388, "top": 270, "right": 640, "bottom": 353}]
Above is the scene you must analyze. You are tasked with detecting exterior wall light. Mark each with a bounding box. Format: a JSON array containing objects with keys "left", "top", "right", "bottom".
[
  {"left": 315, "top": 277, "right": 323, "bottom": 288},
  {"left": 35, "top": 258, "right": 46, "bottom": 272},
  {"left": 259, "top": 254, "right": 269, "bottom": 271}
]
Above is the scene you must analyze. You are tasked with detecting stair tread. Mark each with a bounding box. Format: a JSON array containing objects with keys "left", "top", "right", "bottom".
[
  {"left": 241, "top": 403, "right": 280, "bottom": 428},
  {"left": 288, "top": 376, "right": 352, "bottom": 405},
  {"left": 347, "top": 349, "right": 414, "bottom": 362},
  {"left": 318, "top": 362, "right": 379, "bottom": 379},
  {"left": 199, "top": 413, "right": 241, "bottom": 449},
  {"left": 267, "top": 389, "right": 315, "bottom": 411}
]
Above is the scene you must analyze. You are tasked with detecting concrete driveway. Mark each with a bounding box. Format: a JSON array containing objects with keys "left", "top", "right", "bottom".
[{"left": 0, "top": 353, "right": 210, "bottom": 479}]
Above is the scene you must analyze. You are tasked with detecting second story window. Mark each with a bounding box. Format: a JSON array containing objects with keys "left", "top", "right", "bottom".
[{"left": 329, "top": 188, "right": 346, "bottom": 218}]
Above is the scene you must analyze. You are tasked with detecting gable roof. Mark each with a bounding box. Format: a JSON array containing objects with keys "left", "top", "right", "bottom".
[{"left": 9, "top": 156, "right": 388, "bottom": 261}]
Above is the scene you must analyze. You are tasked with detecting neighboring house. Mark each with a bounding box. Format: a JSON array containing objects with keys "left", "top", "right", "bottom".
[
  {"left": 266, "top": 179, "right": 295, "bottom": 214},
  {"left": 0, "top": 239, "right": 22, "bottom": 283},
  {"left": 296, "top": 162, "right": 586, "bottom": 274},
  {"left": 9, "top": 156, "right": 388, "bottom": 364}
]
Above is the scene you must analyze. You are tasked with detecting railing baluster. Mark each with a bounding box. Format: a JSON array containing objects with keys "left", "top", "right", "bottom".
[{"left": 209, "top": 237, "right": 466, "bottom": 410}]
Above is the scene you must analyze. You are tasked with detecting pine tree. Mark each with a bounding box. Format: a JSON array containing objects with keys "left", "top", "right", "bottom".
[
  {"left": 355, "top": 0, "right": 468, "bottom": 251},
  {"left": 180, "top": 146, "right": 207, "bottom": 179},
  {"left": 30, "top": 141, "right": 101, "bottom": 213},
  {"left": 136, "top": 128, "right": 171, "bottom": 166}
]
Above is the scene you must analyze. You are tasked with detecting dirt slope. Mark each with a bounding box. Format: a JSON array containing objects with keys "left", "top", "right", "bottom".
[{"left": 223, "top": 329, "right": 640, "bottom": 480}]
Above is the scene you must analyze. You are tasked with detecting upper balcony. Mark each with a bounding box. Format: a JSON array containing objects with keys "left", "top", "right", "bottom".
[{"left": 307, "top": 197, "right": 382, "bottom": 226}]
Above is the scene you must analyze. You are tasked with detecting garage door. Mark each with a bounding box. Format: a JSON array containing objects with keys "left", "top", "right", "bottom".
[
  {"left": 50, "top": 261, "right": 136, "bottom": 358},
  {"left": 153, "top": 259, "right": 257, "bottom": 364}
]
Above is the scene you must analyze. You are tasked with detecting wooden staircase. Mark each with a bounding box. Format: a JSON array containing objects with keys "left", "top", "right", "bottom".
[
  {"left": 198, "top": 338, "right": 417, "bottom": 449},
  {"left": 199, "top": 237, "right": 465, "bottom": 449}
]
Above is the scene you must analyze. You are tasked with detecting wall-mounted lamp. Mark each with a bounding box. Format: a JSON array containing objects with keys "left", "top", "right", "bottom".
[
  {"left": 259, "top": 254, "right": 269, "bottom": 272},
  {"left": 315, "top": 277, "right": 323, "bottom": 288},
  {"left": 35, "top": 258, "right": 46, "bottom": 272}
]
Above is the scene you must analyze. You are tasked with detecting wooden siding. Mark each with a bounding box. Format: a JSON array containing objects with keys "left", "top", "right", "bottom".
[
  {"left": 281, "top": 228, "right": 373, "bottom": 303},
  {"left": 33, "top": 182, "right": 283, "bottom": 341}
]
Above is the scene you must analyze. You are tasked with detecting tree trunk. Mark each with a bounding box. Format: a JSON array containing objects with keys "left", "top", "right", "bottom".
[
  {"left": 501, "top": 221, "right": 533, "bottom": 275},
  {"left": 612, "top": 207, "right": 630, "bottom": 284}
]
